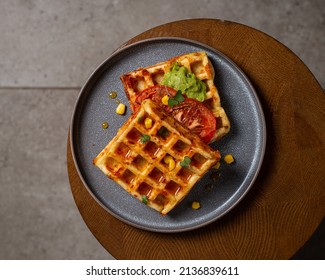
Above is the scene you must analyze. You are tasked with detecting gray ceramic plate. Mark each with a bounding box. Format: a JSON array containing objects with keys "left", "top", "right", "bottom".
[{"left": 70, "top": 37, "right": 266, "bottom": 233}]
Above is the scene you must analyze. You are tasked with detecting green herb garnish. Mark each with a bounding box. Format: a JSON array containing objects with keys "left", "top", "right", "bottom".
[
  {"left": 168, "top": 90, "right": 185, "bottom": 107},
  {"left": 140, "top": 134, "right": 150, "bottom": 144},
  {"left": 180, "top": 156, "right": 191, "bottom": 168},
  {"left": 168, "top": 98, "right": 179, "bottom": 106},
  {"left": 158, "top": 127, "right": 170, "bottom": 138},
  {"left": 141, "top": 195, "right": 148, "bottom": 204},
  {"left": 174, "top": 90, "right": 185, "bottom": 102},
  {"left": 137, "top": 116, "right": 144, "bottom": 123}
]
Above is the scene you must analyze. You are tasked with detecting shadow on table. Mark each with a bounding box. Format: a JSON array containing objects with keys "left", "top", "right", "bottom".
[{"left": 291, "top": 217, "right": 325, "bottom": 260}]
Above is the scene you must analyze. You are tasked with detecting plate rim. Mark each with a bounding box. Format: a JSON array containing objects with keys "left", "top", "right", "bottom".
[{"left": 70, "top": 36, "right": 267, "bottom": 233}]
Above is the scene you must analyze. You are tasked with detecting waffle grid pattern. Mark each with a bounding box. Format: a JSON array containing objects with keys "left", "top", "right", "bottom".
[{"left": 94, "top": 99, "right": 220, "bottom": 214}]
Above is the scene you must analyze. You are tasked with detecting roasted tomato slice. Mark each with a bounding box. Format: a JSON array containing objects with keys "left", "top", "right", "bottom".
[
  {"left": 134, "top": 85, "right": 176, "bottom": 111},
  {"left": 135, "top": 86, "right": 216, "bottom": 143}
]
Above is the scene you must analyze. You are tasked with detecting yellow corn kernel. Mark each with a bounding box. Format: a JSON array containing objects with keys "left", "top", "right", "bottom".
[
  {"left": 191, "top": 201, "right": 201, "bottom": 210},
  {"left": 116, "top": 103, "right": 126, "bottom": 115},
  {"left": 163, "top": 155, "right": 175, "bottom": 171},
  {"left": 161, "top": 95, "right": 169, "bottom": 105},
  {"left": 163, "top": 155, "right": 172, "bottom": 164},
  {"left": 224, "top": 154, "right": 235, "bottom": 164},
  {"left": 168, "top": 158, "right": 175, "bottom": 171},
  {"left": 144, "top": 117, "right": 153, "bottom": 129},
  {"left": 213, "top": 162, "right": 221, "bottom": 169}
]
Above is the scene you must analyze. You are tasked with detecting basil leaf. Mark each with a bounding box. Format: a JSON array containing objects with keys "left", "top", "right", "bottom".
[
  {"left": 180, "top": 156, "right": 191, "bottom": 168},
  {"left": 168, "top": 98, "right": 179, "bottom": 107},
  {"left": 140, "top": 134, "right": 150, "bottom": 144},
  {"left": 158, "top": 127, "right": 169, "bottom": 137},
  {"left": 168, "top": 91, "right": 185, "bottom": 107},
  {"left": 174, "top": 90, "right": 185, "bottom": 102},
  {"left": 141, "top": 195, "right": 148, "bottom": 204}
]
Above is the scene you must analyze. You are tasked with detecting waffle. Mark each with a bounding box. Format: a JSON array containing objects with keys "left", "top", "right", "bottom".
[
  {"left": 93, "top": 99, "right": 221, "bottom": 215},
  {"left": 120, "top": 51, "right": 230, "bottom": 142}
]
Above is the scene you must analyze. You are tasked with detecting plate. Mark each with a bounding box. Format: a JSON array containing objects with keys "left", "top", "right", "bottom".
[{"left": 70, "top": 37, "right": 266, "bottom": 232}]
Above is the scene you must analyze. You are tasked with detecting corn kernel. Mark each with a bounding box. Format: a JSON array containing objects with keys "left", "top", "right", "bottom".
[
  {"left": 161, "top": 95, "right": 169, "bottom": 105},
  {"left": 191, "top": 201, "right": 201, "bottom": 210},
  {"left": 144, "top": 117, "right": 153, "bottom": 129},
  {"left": 163, "top": 155, "right": 175, "bottom": 171},
  {"left": 168, "top": 158, "right": 175, "bottom": 171},
  {"left": 116, "top": 103, "right": 126, "bottom": 115},
  {"left": 213, "top": 162, "right": 221, "bottom": 169},
  {"left": 224, "top": 154, "right": 235, "bottom": 164},
  {"left": 163, "top": 155, "right": 173, "bottom": 164}
]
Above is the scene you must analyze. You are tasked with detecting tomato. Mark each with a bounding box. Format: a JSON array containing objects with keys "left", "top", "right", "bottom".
[
  {"left": 165, "top": 98, "right": 216, "bottom": 143},
  {"left": 135, "top": 86, "right": 216, "bottom": 143},
  {"left": 134, "top": 85, "right": 177, "bottom": 111}
]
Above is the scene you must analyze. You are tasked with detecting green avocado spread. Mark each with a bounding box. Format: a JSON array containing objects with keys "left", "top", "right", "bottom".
[{"left": 161, "top": 63, "right": 206, "bottom": 102}]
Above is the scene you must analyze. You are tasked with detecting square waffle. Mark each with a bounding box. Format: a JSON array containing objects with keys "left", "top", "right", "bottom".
[
  {"left": 93, "top": 99, "right": 221, "bottom": 215},
  {"left": 120, "top": 51, "right": 230, "bottom": 142}
]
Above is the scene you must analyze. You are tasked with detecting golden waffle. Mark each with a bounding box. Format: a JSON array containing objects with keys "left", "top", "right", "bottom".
[
  {"left": 120, "top": 51, "right": 230, "bottom": 142},
  {"left": 93, "top": 99, "right": 221, "bottom": 215}
]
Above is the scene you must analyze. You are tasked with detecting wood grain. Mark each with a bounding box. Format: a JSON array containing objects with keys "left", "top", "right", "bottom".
[{"left": 67, "top": 19, "right": 325, "bottom": 259}]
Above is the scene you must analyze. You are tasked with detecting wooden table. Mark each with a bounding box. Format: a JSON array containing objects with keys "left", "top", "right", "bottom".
[{"left": 67, "top": 19, "right": 325, "bottom": 259}]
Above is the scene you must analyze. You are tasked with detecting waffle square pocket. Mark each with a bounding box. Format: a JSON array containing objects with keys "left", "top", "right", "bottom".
[{"left": 93, "top": 99, "right": 221, "bottom": 214}]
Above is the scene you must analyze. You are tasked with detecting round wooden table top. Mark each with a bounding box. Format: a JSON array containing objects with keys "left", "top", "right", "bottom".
[{"left": 67, "top": 19, "right": 325, "bottom": 259}]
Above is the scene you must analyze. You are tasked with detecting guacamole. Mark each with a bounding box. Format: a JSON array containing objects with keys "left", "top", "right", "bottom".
[{"left": 161, "top": 63, "right": 206, "bottom": 102}]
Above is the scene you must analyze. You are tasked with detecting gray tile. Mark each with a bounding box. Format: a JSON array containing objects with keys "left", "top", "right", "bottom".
[
  {"left": 0, "top": 0, "right": 323, "bottom": 88},
  {"left": 0, "top": 89, "right": 111, "bottom": 259}
]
